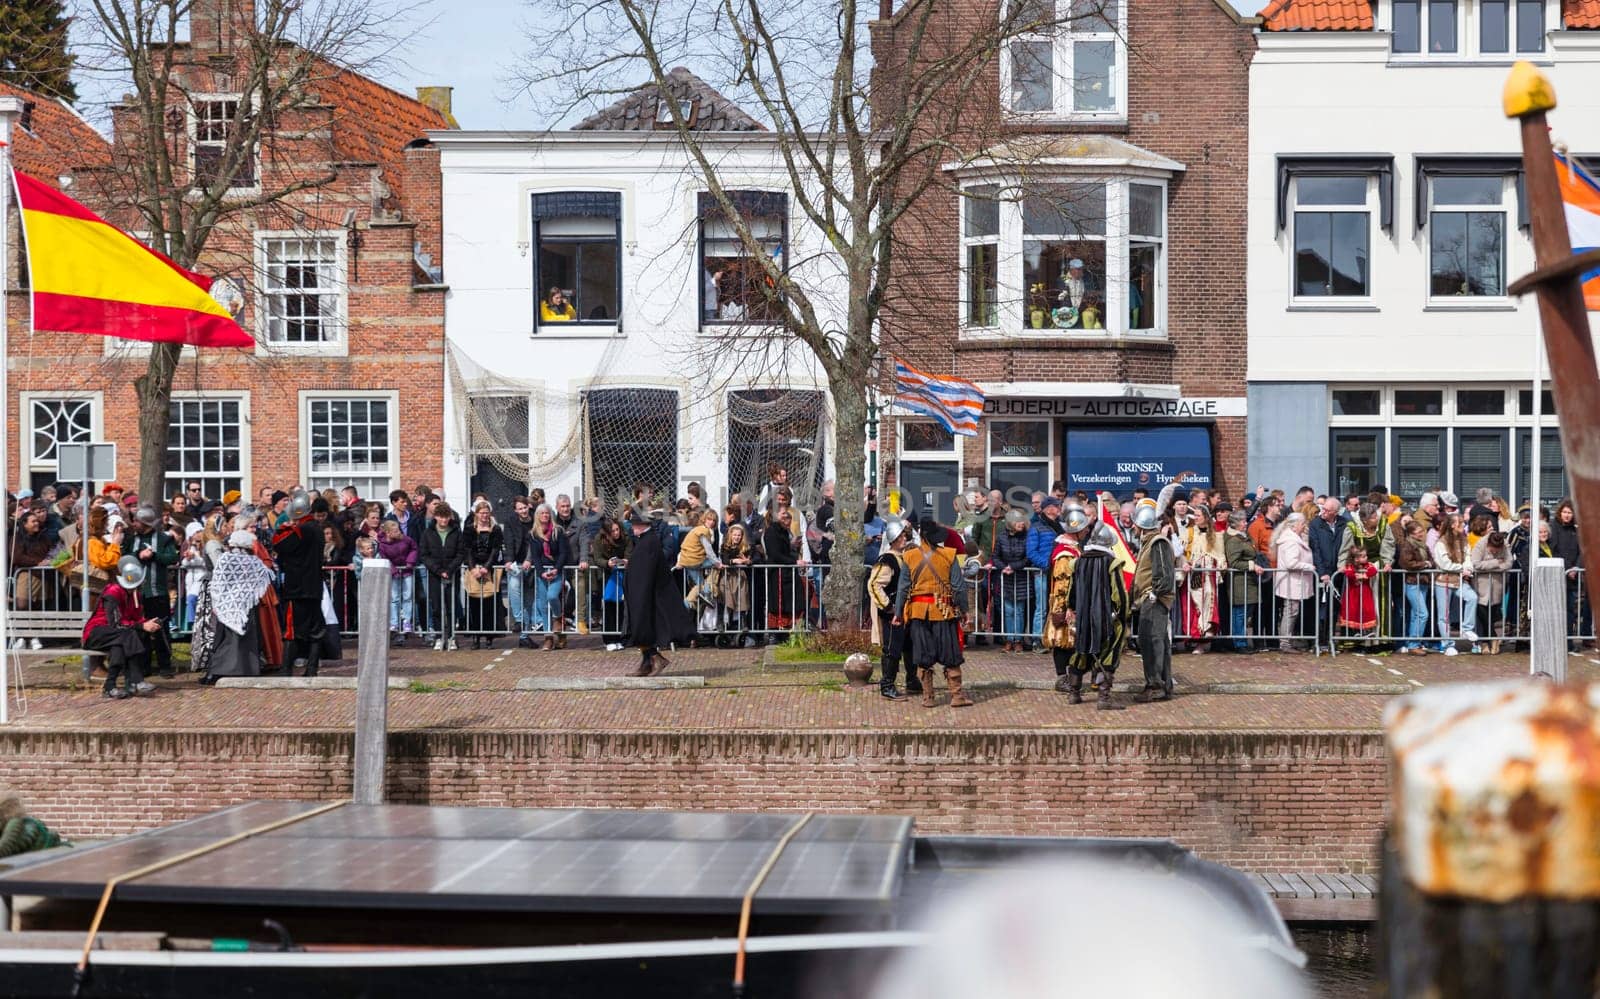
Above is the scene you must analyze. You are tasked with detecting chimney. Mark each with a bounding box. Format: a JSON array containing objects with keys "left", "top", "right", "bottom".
[
  {"left": 190, "top": 0, "right": 254, "bottom": 53},
  {"left": 415, "top": 87, "right": 458, "bottom": 128}
]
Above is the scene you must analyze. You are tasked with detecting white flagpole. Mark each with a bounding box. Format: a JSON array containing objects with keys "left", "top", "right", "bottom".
[
  {"left": 0, "top": 96, "right": 22, "bottom": 724},
  {"left": 1529, "top": 330, "right": 1543, "bottom": 677}
]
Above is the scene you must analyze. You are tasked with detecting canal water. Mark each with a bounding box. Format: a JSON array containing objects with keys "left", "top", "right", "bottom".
[{"left": 1295, "top": 926, "right": 1377, "bottom": 997}]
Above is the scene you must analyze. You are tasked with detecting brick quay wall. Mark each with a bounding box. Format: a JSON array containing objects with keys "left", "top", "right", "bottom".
[{"left": 4, "top": 728, "right": 1387, "bottom": 873}]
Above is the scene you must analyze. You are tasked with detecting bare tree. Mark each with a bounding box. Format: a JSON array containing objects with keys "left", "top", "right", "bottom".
[
  {"left": 72, "top": 0, "right": 416, "bottom": 505},
  {"left": 518, "top": 0, "right": 1109, "bottom": 627}
]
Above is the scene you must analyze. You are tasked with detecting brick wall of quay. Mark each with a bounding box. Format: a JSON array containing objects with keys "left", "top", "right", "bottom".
[{"left": 3, "top": 728, "right": 1387, "bottom": 873}]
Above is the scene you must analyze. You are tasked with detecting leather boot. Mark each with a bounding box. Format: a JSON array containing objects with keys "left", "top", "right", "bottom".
[
  {"left": 628, "top": 652, "right": 652, "bottom": 677},
  {"left": 919, "top": 668, "right": 937, "bottom": 707},
  {"left": 1067, "top": 672, "right": 1083, "bottom": 705},
  {"left": 1095, "top": 670, "right": 1116, "bottom": 710},
  {"left": 947, "top": 667, "right": 973, "bottom": 708},
  {"left": 648, "top": 653, "right": 669, "bottom": 676}
]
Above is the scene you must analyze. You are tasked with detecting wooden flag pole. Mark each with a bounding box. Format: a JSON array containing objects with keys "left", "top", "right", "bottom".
[{"left": 1504, "top": 62, "right": 1600, "bottom": 624}]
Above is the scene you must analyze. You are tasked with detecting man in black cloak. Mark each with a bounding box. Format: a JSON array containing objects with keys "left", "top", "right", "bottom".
[
  {"left": 1066, "top": 522, "right": 1130, "bottom": 710},
  {"left": 622, "top": 504, "right": 695, "bottom": 676}
]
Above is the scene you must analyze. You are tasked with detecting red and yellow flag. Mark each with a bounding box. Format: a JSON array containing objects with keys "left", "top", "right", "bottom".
[{"left": 13, "top": 170, "right": 252, "bottom": 347}]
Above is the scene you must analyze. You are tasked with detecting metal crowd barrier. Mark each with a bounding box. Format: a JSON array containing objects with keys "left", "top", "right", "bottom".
[{"left": 10, "top": 560, "right": 1598, "bottom": 654}]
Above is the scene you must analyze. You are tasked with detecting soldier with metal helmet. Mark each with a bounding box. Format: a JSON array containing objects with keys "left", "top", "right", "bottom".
[
  {"left": 1064, "top": 521, "right": 1131, "bottom": 710},
  {"left": 868, "top": 516, "right": 918, "bottom": 701},
  {"left": 894, "top": 519, "right": 972, "bottom": 708},
  {"left": 1131, "top": 483, "right": 1180, "bottom": 702},
  {"left": 125, "top": 504, "right": 180, "bottom": 678},
  {"left": 82, "top": 556, "right": 163, "bottom": 699},
  {"left": 272, "top": 490, "right": 327, "bottom": 677},
  {"left": 1043, "top": 503, "right": 1087, "bottom": 696}
]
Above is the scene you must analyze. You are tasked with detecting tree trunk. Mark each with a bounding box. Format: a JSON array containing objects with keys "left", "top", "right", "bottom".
[
  {"left": 822, "top": 370, "right": 869, "bottom": 630},
  {"left": 134, "top": 341, "right": 181, "bottom": 504}
]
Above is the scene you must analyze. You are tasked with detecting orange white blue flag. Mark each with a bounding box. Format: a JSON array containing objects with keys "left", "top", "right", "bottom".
[
  {"left": 11, "top": 169, "right": 252, "bottom": 347},
  {"left": 1555, "top": 150, "right": 1600, "bottom": 311}
]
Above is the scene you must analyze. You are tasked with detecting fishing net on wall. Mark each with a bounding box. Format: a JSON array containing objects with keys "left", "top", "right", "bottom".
[{"left": 726, "top": 388, "right": 829, "bottom": 509}]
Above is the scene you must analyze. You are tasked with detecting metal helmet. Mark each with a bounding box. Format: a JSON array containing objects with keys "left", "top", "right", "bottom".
[
  {"left": 1062, "top": 502, "right": 1091, "bottom": 534},
  {"left": 115, "top": 555, "right": 147, "bottom": 590},
  {"left": 134, "top": 504, "right": 160, "bottom": 528},
  {"left": 1086, "top": 521, "right": 1117, "bottom": 552},
  {"left": 1132, "top": 497, "right": 1161, "bottom": 531},
  {"left": 287, "top": 489, "right": 313, "bottom": 518},
  {"left": 961, "top": 556, "right": 984, "bottom": 582},
  {"left": 883, "top": 518, "right": 908, "bottom": 547}
]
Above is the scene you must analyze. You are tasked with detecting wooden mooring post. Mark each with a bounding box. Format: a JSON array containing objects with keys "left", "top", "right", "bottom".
[
  {"left": 353, "top": 558, "right": 392, "bottom": 806},
  {"left": 1380, "top": 682, "right": 1600, "bottom": 996},
  {"left": 1531, "top": 558, "right": 1568, "bottom": 682}
]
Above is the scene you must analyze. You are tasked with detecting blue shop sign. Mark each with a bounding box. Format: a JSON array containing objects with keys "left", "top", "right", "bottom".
[{"left": 1065, "top": 425, "right": 1213, "bottom": 494}]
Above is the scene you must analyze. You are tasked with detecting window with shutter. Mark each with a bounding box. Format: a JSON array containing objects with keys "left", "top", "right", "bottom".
[
  {"left": 1454, "top": 430, "right": 1507, "bottom": 501},
  {"left": 1394, "top": 431, "right": 1444, "bottom": 503}
]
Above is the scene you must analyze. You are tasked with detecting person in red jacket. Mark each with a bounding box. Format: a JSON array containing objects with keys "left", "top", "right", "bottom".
[{"left": 83, "top": 555, "right": 162, "bottom": 699}]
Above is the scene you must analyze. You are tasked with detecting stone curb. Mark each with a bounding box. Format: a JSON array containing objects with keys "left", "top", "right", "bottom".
[
  {"left": 515, "top": 676, "right": 706, "bottom": 691},
  {"left": 215, "top": 676, "right": 410, "bottom": 690},
  {"left": 962, "top": 680, "right": 1412, "bottom": 695}
]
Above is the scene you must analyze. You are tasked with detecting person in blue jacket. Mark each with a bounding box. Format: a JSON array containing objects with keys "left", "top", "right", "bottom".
[{"left": 1026, "top": 496, "right": 1066, "bottom": 652}]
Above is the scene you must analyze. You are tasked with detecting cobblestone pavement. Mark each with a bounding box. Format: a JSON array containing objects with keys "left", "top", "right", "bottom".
[{"left": 9, "top": 635, "right": 1590, "bottom": 734}]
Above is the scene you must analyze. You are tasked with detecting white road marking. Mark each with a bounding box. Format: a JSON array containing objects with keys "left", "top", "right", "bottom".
[
  {"left": 483, "top": 663, "right": 496, "bottom": 671},
  {"left": 1386, "top": 668, "right": 1405, "bottom": 676}
]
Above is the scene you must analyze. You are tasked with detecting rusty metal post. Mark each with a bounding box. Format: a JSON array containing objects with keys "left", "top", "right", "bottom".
[
  {"left": 1505, "top": 63, "right": 1600, "bottom": 620},
  {"left": 1380, "top": 682, "right": 1600, "bottom": 996}
]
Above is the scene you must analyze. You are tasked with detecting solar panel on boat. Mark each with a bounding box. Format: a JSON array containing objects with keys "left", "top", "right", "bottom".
[{"left": 0, "top": 802, "right": 912, "bottom": 916}]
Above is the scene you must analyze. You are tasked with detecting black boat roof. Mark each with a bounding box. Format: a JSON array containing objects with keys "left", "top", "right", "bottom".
[{"left": 0, "top": 801, "right": 914, "bottom": 918}]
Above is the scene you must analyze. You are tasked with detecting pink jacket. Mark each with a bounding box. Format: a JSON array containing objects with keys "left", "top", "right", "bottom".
[{"left": 1274, "top": 532, "right": 1316, "bottom": 601}]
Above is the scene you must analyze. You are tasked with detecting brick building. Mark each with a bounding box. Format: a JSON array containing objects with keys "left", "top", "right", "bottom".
[
  {"left": 872, "top": 0, "right": 1255, "bottom": 515},
  {"left": 4, "top": 0, "right": 453, "bottom": 505}
]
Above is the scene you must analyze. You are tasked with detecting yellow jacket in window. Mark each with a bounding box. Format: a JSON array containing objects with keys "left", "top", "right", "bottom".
[
  {"left": 1042, "top": 538, "right": 1079, "bottom": 650},
  {"left": 540, "top": 300, "right": 576, "bottom": 322},
  {"left": 894, "top": 541, "right": 966, "bottom": 623}
]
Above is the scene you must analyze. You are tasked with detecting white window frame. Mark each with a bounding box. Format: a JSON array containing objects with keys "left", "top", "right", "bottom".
[
  {"left": 166, "top": 391, "right": 251, "bottom": 501},
  {"left": 188, "top": 93, "right": 260, "bottom": 194},
  {"left": 1289, "top": 175, "right": 1377, "bottom": 309},
  {"left": 19, "top": 391, "right": 103, "bottom": 485},
  {"left": 999, "top": 0, "right": 1128, "bottom": 122},
  {"left": 1326, "top": 383, "right": 1563, "bottom": 506},
  {"left": 984, "top": 418, "right": 1055, "bottom": 503},
  {"left": 1384, "top": 0, "right": 1551, "bottom": 59},
  {"left": 897, "top": 420, "right": 960, "bottom": 458},
  {"left": 961, "top": 185, "right": 1002, "bottom": 330},
  {"left": 255, "top": 231, "right": 348, "bottom": 357},
  {"left": 299, "top": 390, "right": 399, "bottom": 500},
  {"left": 1425, "top": 173, "right": 1512, "bottom": 307},
  {"left": 958, "top": 174, "right": 1168, "bottom": 339}
]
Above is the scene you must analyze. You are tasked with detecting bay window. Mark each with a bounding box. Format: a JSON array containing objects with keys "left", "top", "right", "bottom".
[
  {"left": 959, "top": 172, "right": 1169, "bottom": 338},
  {"left": 962, "top": 186, "right": 1000, "bottom": 327},
  {"left": 1001, "top": 0, "right": 1125, "bottom": 120}
]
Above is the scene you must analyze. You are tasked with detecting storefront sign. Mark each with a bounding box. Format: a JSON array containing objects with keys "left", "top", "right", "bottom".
[
  {"left": 984, "top": 397, "right": 1246, "bottom": 420},
  {"left": 1065, "top": 426, "right": 1213, "bottom": 493}
]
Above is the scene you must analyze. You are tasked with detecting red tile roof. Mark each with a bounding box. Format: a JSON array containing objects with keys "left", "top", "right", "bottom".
[
  {"left": 1567, "top": 0, "right": 1600, "bottom": 28},
  {"left": 1261, "top": 0, "right": 1600, "bottom": 30},
  {"left": 0, "top": 82, "right": 111, "bottom": 187},
  {"left": 309, "top": 60, "right": 453, "bottom": 209},
  {"left": 1259, "top": 0, "right": 1372, "bottom": 31}
]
